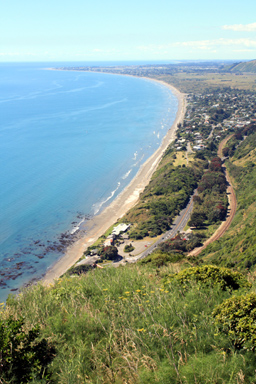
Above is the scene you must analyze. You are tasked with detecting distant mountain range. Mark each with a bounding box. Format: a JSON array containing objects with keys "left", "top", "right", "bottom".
[{"left": 228, "top": 59, "right": 256, "bottom": 73}]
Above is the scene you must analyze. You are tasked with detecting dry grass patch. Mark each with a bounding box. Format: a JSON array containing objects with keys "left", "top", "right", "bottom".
[
  {"left": 159, "top": 73, "right": 256, "bottom": 93},
  {"left": 233, "top": 149, "right": 256, "bottom": 167},
  {"left": 173, "top": 151, "right": 187, "bottom": 167}
]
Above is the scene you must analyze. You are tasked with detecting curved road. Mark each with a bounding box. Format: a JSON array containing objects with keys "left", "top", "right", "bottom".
[
  {"left": 139, "top": 134, "right": 237, "bottom": 260},
  {"left": 118, "top": 135, "right": 237, "bottom": 263},
  {"left": 138, "top": 190, "right": 196, "bottom": 260}
]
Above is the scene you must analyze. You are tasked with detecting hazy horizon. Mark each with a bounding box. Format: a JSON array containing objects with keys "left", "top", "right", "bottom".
[{"left": 1, "top": 0, "right": 256, "bottom": 62}]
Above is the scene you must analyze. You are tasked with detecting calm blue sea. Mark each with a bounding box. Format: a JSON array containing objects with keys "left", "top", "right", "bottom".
[{"left": 0, "top": 62, "right": 178, "bottom": 301}]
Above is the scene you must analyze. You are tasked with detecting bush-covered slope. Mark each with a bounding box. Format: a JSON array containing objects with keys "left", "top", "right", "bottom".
[
  {"left": 1, "top": 264, "right": 255, "bottom": 383},
  {"left": 121, "top": 147, "right": 205, "bottom": 239},
  {"left": 199, "top": 130, "right": 256, "bottom": 270}
]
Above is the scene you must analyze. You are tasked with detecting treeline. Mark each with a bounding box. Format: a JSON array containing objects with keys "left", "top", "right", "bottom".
[
  {"left": 136, "top": 231, "right": 203, "bottom": 269},
  {"left": 200, "top": 128, "right": 256, "bottom": 270},
  {"left": 145, "top": 156, "right": 228, "bottom": 258},
  {"left": 189, "top": 156, "right": 228, "bottom": 228},
  {"left": 159, "top": 232, "right": 202, "bottom": 254},
  {"left": 122, "top": 147, "right": 205, "bottom": 239}
]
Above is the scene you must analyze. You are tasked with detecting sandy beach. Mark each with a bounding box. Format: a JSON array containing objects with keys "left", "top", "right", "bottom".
[{"left": 42, "top": 77, "right": 185, "bottom": 285}]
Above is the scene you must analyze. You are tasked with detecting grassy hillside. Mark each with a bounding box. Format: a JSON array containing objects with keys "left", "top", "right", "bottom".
[
  {"left": 1, "top": 263, "right": 256, "bottom": 383},
  {"left": 229, "top": 60, "right": 256, "bottom": 73},
  {"left": 199, "top": 129, "right": 256, "bottom": 270}
]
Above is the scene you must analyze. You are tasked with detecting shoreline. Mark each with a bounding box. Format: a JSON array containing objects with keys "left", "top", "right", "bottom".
[{"left": 42, "top": 74, "right": 186, "bottom": 285}]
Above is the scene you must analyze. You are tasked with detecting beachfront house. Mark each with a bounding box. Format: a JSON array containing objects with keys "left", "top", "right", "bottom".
[{"left": 112, "top": 223, "right": 130, "bottom": 236}]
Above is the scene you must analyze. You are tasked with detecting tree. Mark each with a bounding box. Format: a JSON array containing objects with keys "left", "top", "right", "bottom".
[
  {"left": 209, "top": 157, "right": 222, "bottom": 172},
  {"left": 213, "top": 293, "right": 256, "bottom": 350},
  {"left": 67, "top": 264, "right": 94, "bottom": 275},
  {"left": 172, "top": 265, "right": 250, "bottom": 290},
  {"left": 235, "top": 132, "right": 243, "bottom": 140},
  {"left": 0, "top": 317, "right": 55, "bottom": 383},
  {"left": 193, "top": 195, "right": 202, "bottom": 204},
  {"left": 222, "top": 147, "right": 230, "bottom": 157},
  {"left": 99, "top": 246, "right": 118, "bottom": 260},
  {"left": 188, "top": 211, "right": 206, "bottom": 228},
  {"left": 124, "top": 243, "right": 135, "bottom": 253}
]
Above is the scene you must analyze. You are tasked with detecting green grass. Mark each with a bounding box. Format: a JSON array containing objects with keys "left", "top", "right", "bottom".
[
  {"left": 199, "top": 133, "right": 256, "bottom": 270},
  {"left": 2, "top": 263, "right": 256, "bottom": 383},
  {"left": 122, "top": 147, "right": 204, "bottom": 239}
]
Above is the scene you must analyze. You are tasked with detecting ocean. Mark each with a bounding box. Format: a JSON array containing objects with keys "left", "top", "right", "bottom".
[{"left": 0, "top": 62, "right": 178, "bottom": 301}]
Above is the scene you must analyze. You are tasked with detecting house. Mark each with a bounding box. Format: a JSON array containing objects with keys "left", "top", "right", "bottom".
[
  {"left": 112, "top": 223, "right": 130, "bottom": 236},
  {"left": 104, "top": 238, "right": 114, "bottom": 247},
  {"left": 193, "top": 145, "right": 204, "bottom": 151}
]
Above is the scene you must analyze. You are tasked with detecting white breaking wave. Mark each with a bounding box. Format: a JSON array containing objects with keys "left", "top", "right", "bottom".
[
  {"left": 93, "top": 182, "right": 121, "bottom": 215},
  {"left": 122, "top": 169, "right": 132, "bottom": 179},
  {"left": 133, "top": 154, "right": 145, "bottom": 168},
  {"left": 70, "top": 218, "right": 85, "bottom": 235}
]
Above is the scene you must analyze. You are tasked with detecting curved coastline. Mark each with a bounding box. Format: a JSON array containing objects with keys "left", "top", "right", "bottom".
[{"left": 42, "top": 76, "right": 186, "bottom": 285}]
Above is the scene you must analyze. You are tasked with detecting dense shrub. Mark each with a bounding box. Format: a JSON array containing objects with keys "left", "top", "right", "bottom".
[
  {"left": 98, "top": 245, "right": 119, "bottom": 260},
  {"left": 201, "top": 130, "right": 256, "bottom": 270},
  {"left": 67, "top": 264, "right": 94, "bottom": 276},
  {"left": 190, "top": 156, "right": 228, "bottom": 228},
  {"left": 0, "top": 317, "right": 55, "bottom": 383},
  {"left": 210, "top": 107, "right": 230, "bottom": 123},
  {"left": 139, "top": 251, "right": 184, "bottom": 267},
  {"left": 188, "top": 211, "right": 206, "bottom": 228},
  {"left": 168, "top": 265, "right": 251, "bottom": 291},
  {"left": 157, "top": 233, "right": 202, "bottom": 253},
  {"left": 124, "top": 159, "right": 204, "bottom": 240},
  {"left": 222, "top": 146, "right": 230, "bottom": 157},
  {"left": 209, "top": 156, "right": 222, "bottom": 172},
  {"left": 128, "top": 229, "right": 145, "bottom": 239},
  {"left": 124, "top": 243, "right": 135, "bottom": 253},
  {"left": 213, "top": 293, "right": 256, "bottom": 350}
]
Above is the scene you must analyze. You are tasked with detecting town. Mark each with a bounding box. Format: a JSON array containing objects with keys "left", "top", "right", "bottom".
[{"left": 178, "top": 88, "right": 256, "bottom": 152}]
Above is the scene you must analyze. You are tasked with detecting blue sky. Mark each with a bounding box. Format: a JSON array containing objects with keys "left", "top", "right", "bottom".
[{"left": 1, "top": 0, "right": 256, "bottom": 62}]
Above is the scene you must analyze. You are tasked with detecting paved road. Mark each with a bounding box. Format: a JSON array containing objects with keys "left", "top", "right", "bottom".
[
  {"left": 207, "top": 125, "right": 216, "bottom": 140},
  {"left": 138, "top": 189, "right": 196, "bottom": 260},
  {"left": 126, "top": 135, "right": 237, "bottom": 262}
]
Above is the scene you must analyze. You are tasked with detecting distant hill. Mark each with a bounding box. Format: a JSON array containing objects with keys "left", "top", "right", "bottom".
[{"left": 228, "top": 59, "right": 256, "bottom": 73}]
